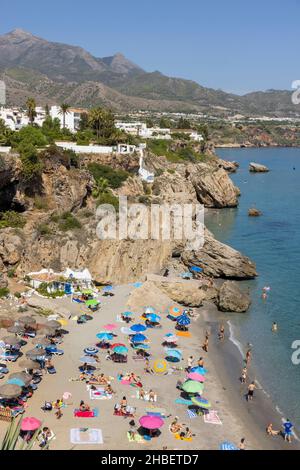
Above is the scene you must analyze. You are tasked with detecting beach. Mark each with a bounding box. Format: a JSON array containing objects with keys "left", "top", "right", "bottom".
[{"left": 1, "top": 283, "right": 298, "bottom": 450}]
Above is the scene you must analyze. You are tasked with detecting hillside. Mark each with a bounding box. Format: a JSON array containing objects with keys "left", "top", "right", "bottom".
[{"left": 0, "top": 29, "right": 300, "bottom": 117}]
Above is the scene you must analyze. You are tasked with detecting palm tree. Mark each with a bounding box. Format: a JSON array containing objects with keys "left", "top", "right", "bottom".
[
  {"left": 26, "top": 98, "right": 37, "bottom": 124},
  {"left": 59, "top": 103, "right": 70, "bottom": 129},
  {"left": 88, "top": 107, "right": 104, "bottom": 139},
  {"left": 88, "top": 107, "right": 115, "bottom": 141},
  {"left": 92, "top": 177, "right": 109, "bottom": 198}
]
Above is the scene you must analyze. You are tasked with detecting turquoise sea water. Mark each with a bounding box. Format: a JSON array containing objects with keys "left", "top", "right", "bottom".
[{"left": 206, "top": 147, "right": 300, "bottom": 428}]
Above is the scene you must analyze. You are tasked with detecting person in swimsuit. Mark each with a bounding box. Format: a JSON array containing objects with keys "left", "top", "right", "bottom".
[
  {"left": 266, "top": 423, "right": 280, "bottom": 437},
  {"left": 247, "top": 381, "right": 256, "bottom": 401}
]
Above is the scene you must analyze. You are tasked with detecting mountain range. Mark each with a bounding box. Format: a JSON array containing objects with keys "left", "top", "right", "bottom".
[{"left": 0, "top": 28, "right": 299, "bottom": 117}]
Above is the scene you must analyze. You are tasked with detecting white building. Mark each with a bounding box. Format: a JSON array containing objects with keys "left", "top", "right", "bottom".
[
  {"left": 50, "top": 106, "right": 83, "bottom": 133},
  {"left": 115, "top": 121, "right": 172, "bottom": 140},
  {"left": 0, "top": 106, "right": 27, "bottom": 130},
  {"left": 55, "top": 141, "right": 142, "bottom": 155}
]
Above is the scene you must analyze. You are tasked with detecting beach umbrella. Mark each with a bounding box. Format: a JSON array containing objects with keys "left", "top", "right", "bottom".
[
  {"left": 176, "top": 314, "right": 191, "bottom": 326},
  {"left": 6, "top": 325, "right": 25, "bottom": 334},
  {"left": 32, "top": 337, "right": 52, "bottom": 347},
  {"left": 122, "top": 311, "right": 133, "bottom": 317},
  {"left": 103, "top": 324, "right": 117, "bottom": 331},
  {"left": 220, "top": 441, "right": 239, "bottom": 451},
  {"left": 112, "top": 346, "right": 128, "bottom": 355},
  {"left": 165, "top": 349, "right": 182, "bottom": 360},
  {"left": 18, "top": 316, "right": 36, "bottom": 326},
  {"left": 82, "top": 289, "right": 93, "bottom": 295},
  {"left": 110, "top": 343, "right": 126, "bottom": 349},
  {"left": 191, "top": 396, "right": 211, "bottom": 409},
  {"left": 9, "top": 372, "right": 32, "bottom": 386},
  {"left": 139, "top": 415, "right": 164, "bottom": 430},
  {"left": 190, "top": 366, "right": 207, "bottom": 375},
  {"left": 46, "top": 320, "right": 61, "bottom": 329},
  {"left": 103, "top": 285, "right": 113, "bottom": 292},
  {"left": 131, "top": 333, "right": 147, "bottom": 343},
  {"left": 21, "top": 417, "right": 42, "bottom": 432},
  {"left": 85, "top": 299, "right": 99, "bottom": 307},
  {"left": 2, "top": 336, "right": 22, "bottom": 346},
  {"left": 130, "top": 323, "right": 147, "bottom": 333},
  {"left": 19, "top": 359, "right": 41, "bottom": 370},
  {"left": 190, "top": 266, "right": 203, "bottom": 273},
  {"left": 0, "top": 384, "right": 22, "bottom": 398},
  {"left": 187, "top": 372, "right": 206, "bottom": 382},
  {"left": 167, "top": 306, "right": 183, "bottom": 318},
  {"left": 133, "top": 344, "right": 150, "bottom": 350},
  {"left": 146, "top": 314, "right": 161, "bottom": 323},
  {"left": 26, "top": 348, "right": 46, "bottom": 359},
  {"left": 163, "top": 334, "right": 177, "bottom": 343},
  {"left": 182, "top": 380, "right": 204, "bottom": 394},
  {"left": 96, "top": 332, "right": 113, "bottom": 341},
  {"left": 84, "top": 347, "right": 99, "bottom": 355},
  {"left": 6, "top": 378, "right": 25, "bottom": 387},
  {"left": 144, "top": 306, "right": 156, "bottom": 315},
  {"left": 79, "top": 356, "right": 97, "bottom": 364},
  {"left": 38, "top": 326, "right": 56, "bottom": 336}
]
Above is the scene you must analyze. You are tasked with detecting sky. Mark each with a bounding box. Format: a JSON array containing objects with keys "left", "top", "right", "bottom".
[{"left": 0, "top": 0, "right": 300, "bottom": 94}]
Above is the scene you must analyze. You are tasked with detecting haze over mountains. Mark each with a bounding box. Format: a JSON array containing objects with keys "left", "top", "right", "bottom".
[{"left": 0, "top": 28, "right": 299, "bottom": 117}]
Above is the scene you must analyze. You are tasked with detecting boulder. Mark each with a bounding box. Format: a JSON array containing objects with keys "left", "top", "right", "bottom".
[
  {"left": 0, "top": 272, "right": 8, "bottom": 288},
  {"left": 249, "top": 162, "right": 269, "bottom": 173},
  {"left": 218, "top": 281, "right": 251, "bottom": 312},
  {"left": 248, "top": 208, "right": 262, "bottom": 217},
  {"left": 185, "top": 162, "right": 239, "bottom": 208},
  {"left": 147, "top": 274, "right": 218, "bottom": 307},
  {"left": 182, "top": 228, "right": 257, "bottom": 279},
  {"left": 218, "top": 158, "right": 239, "bottom": 173}
]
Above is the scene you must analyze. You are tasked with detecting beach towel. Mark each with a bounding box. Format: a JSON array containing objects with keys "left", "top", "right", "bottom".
[
  {"left": 174, "top": 433, "right": 192, "bottom": 442},
  {"left": 176, "top": 331, "right": 192, "bottom": 338},
  {"left": 89, "top": 389, "right": 112, "bottom": 400},
  {"left": 70, "top": 428, "right": 103, "bottom": 445},
  {"left": 175, "top": 398, "right": 193, "bottom": 405},
  {"left": 127, "top": 432, "right": 146, "bottom": 443},
  {"left": 204, "top": 410, "right": 222, "bottom": 425},
  {"left": 187, "top": 409, "right": 197, "bottom": 419},
  {"left": 74, "top": 408, "right": 99, "bottom": 418}
]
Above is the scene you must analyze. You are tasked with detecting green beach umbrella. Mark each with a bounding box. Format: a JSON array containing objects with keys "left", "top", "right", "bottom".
[
  {"left": 82, "top": 289, "right": 93, "bottom": 295},
  {"left": 85, "top": 299, "right": 99, "bottom": 307},
  {"left": 191, "top": 396, "right": 211, "bottom": 409},
  {"left": 181, "top": 380, "right": 204, "bottom": 394}
]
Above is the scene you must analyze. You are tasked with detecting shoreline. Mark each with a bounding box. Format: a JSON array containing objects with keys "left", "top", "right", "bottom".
[
  {"left": 199, "top": 302, "right": 300, "bottom": 450},
  {"left": 215, "top": 144, "right": 300, "bottom": 149}
]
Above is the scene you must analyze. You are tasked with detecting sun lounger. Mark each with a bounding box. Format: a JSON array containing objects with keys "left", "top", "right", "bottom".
[
  {"left": 74, "top": 408, "right": 99, "bottom": 418},
  {"left": 0, "top": 354, "right": 19, "bottom": 362}
]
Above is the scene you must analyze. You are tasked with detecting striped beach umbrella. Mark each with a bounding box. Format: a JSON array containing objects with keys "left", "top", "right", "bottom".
[
  {"left": 168, "top": 306, "right": 183, "bottom": 317},
  {"left": 191, "top": 396, "right": 211, "bottom": 409},
  {"left": 176, "top": 314, "right": 191, "bottom": 326},
  {"left": 84, "top": 347, "right": 99, "bottom": 355}
]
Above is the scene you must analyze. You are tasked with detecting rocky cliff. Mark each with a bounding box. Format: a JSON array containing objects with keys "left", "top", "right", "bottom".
[{"left": 0, "top": 148, "right": 256, "bottom": 285}]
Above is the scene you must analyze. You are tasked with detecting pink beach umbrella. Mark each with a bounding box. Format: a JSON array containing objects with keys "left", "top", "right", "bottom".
[
  {"left": 103, "top": 323, "right": 117, "bottom": 331},
  {"left": 21, "top": 417, "right": 42, "bottom": 431},
  {"left": 187, "top": 372, "right": 206, "bottom": 382},
  {"left": 139, "top": 415, "right": 164, "bottom": 430}
]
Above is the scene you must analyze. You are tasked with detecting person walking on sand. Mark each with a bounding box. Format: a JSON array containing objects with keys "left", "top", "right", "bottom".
[
  {"left": 241, "top": 366, "right": 247, "bottom": 384},
  {"left": 187, "top": 356, "right": 194, "bottom": 372},
  {"left": 218, "top": 324, "right": 225, "bottom": 341},
  {"left": 245, "top": 349, "right": 252, "bottom": 366},
  {"left": 238, "top": 438, "right": 246, "bottom": 450},
  {"left": 202, "top": 336, "right": 209, "bottom": 352},
  {"left": 247, "top": 381, "right": 256, "bottom": 401},
  {"left": 283, "top": 419, "right": 294, "bottom": 443}
]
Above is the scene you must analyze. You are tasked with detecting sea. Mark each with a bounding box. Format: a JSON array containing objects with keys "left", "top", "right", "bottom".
[{"left": 205, "top": 147, "right": 300, "bottom": 430}]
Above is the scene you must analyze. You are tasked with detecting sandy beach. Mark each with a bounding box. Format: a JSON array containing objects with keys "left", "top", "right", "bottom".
[{"left": 1, "top": 282, "right": 298, "bottom": 451}]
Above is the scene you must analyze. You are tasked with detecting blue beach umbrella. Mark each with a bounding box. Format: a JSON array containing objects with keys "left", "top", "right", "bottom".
[
  {"left": 133, "top": 344, "right": 150, "bottom": 350},
  {"left": 130, "top": 324, "right": 147, "bottom": 333},
  {"left": 146, "top": 314, "right": 161, "bottom": 323},
  {"left": 131, "top": 333, "right": 147, "bottom": 343},
  {"left": 176, "top": 314, "right": 191, "bottom": 326},
  {"left": 220, "top": 441, "right": 239, "bottom": 451},
  {"left": 122, "top": 311, "right": 133, "bottom": 317},
  {"left": 165, "top": 349, "right": 182, "bottom": 361},
  {"left": 103, "top": 285, "right": 113, "bottom": 293},
  {"left": 6, "top": 378, "right": 25, "bottom": 387},
  {"left": 96, "top": 332, "right": 113, "bottom": 341},
  {"left": 79, "top": 356, "right": 97, "bottom": 364},
  {"left": 190, "top": 366, "right": 208, "bottom": 375},
  {"left": 112, "top": 345, "right": 128, "bottom": 355},
  {"left": 190, "top": 266, "right": 203, "bottom": 273}
]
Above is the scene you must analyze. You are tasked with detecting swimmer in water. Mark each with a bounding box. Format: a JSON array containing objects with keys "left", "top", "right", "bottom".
[
  {"left": 272, "top": 322, "right": 278, "bottom": 333},
  {"left": 262, "top": 292, "right": 267, "bottom": 300}
]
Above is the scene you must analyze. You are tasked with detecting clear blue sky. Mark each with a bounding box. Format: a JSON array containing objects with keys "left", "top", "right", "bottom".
[{"left": 1, "top": 0, "right": 299, "bottom": 94}]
